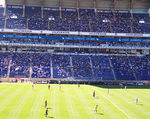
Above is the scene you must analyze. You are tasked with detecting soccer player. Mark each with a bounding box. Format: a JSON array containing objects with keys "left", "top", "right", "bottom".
[
  {"left": 45, "top": 108, "right": 48, "bottom": 117},
  {"left": 94, "top": 105, "right": 98, "bottom": 113},
  {"left": 120, "top": 84, "right": 123, "bottom": 89},
  {"left": 107, "top": 88, "right": 109, "bottom": 94},
  {"left": 93, "top": 90, "right": 95, "bottom": 98},
  {"left": 125, "top": 86, "right": 127, "bottom": 90},
  {"left": 78, "top": 84, "right": 80, "bottom": 88},
  {"left": 45, "top": 100, "right": 47, "bottom": 108},
  {"left": 136, "top": 97, "right": 138, "bottom": 105},
  {"left": 48, "top": 85, "right": 50, "bottom": 90},
  {"left": 32, "top": 85, "right": 34, "bottom": 90},
  {"left": 59, "top": 80, "right": 61, "bottom": 85}
]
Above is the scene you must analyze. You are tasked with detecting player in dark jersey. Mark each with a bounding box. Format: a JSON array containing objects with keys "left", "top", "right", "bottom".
[
  {"left": 45, "top": 100, "right": 47, "bottom": 108},
  {"left": 46, "top": 108, "right": 48, "bottom": 117},
  {"left": 93, "top": 90, "right": 95, "bottom": 98},
  {"left": 48, "top": 85, "right": 50, "bottom": 90}
]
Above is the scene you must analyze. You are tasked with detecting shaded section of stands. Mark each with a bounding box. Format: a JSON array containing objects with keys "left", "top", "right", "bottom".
[
  {"left": 0, "top": 53, "right": 150, "bottom": 80},
  {"left": 110, "top": 56, "right": 136, "bottom": 80},
  {"left": 72, "top": 55, "right": 93, "bottom": 79},
  {"left": 91, "top": 56, "right": 114, "bottom": 80},
  {"left": 129, "top": 56, "right": 150, "bottom": 80}
]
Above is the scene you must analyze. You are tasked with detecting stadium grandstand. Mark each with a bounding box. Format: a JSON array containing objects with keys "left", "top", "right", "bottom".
[
  {"left": 1, "top": 1, "right": 150, "bottom": 119},
  {"left": 0, "top": 0, "right": 150, "bottom": 85}
]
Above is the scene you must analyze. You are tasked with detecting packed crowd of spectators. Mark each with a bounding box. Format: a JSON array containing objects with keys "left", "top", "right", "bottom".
[
  {"left": 110, "top": 56, "right": 136, "bottom": 80},
  {"left": 111, "top": 22, "right": 131, "bottom": 33},
  {"left": 132, "top": 13, "right": 150, "bottom": 33},
  {"left": 91, "top": 55, "right": 114, "bottom": 80},
  {"left": 49, "top": 18, "right": 69, "bottom": 31},
  {"left": 72, "top": 55, "right": 93, "bottom": 79},
  {"left": 79, "top": 9, "right": 95, "bottom": 20},
  {"left": 52, "top": 54, "right": 72, "bottom": 78},
  {"left": 129, "top": 56, "right": 150, "bottom": 80},
  {"left": 0, "top": 53, "right": 9, "bottom": 78},
  {"left": 6, "top": 5, "right": 26, "bottom": 29},
  {"left": 0, "top": 5, "right": 149, "bottom": 33},
  {"left": 133, "top": 13, "right": 149, "bottom": 23},
  {"left": 0, "top": 8, "right": 4, "bottom": 16},
  {"left": 0, "top": 17, "right": 5, "bottom": 28},
  {"left": 28, "top": 18, "right": 48, "bottom": 30},
  {"left": 90, "top": 20, "right": 111, "bottom": 32},
  {"left": 0, "top": 7, "right": 4, "bottom": 28},
  {"left": 31, "top": 53, "right": 51, "bottom": 78},
  {"left": 10, "top": 53, "right": 30, "bottom": 78},
  {"left": 6, "top": 18, "right": 26, "bottom": 29},
  {"left": 112, "top": 11, "right": 132, "bottom": 33},
  {"left": 0, "top": 52, "right": 150, "bottom": 80},
  {"left": 6, "top": 6, "right": 23, "bottom": 17},
  {"left": 132, "top": 23, "right": 150, "bottom": 34},
  {"left": 62, "top": 8, "right": 78, "bottom": 20}
]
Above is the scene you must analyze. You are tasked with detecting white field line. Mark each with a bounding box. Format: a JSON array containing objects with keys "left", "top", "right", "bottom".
[
  {"left": 94, "top": 87, "right": 132, "bottom": 119},
  {"left": 64, "top": 87, "right": 79, "bottom": 119},
  {"left": 28, "top": 87, "right": 43, "bottom": 119},
  {"left": 65, "top": 92, "right": 76, "bottom": 119},
  {"left": 76, "top": 87, "right": 98, "bottom": 119}
]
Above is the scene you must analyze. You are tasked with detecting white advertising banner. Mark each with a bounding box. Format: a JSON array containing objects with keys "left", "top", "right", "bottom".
[{"left": 1, "top": 29, "right": 150, "bottom": 38}]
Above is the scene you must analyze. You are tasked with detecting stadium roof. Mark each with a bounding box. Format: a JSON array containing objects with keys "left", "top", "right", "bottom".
[{"left": 6, "top": 0, "right": 150, "bottom": 10}]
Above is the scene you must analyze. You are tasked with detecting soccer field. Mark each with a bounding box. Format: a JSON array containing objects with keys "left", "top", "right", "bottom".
[{"left": 0, "top": 83, "right": 150, "bottom": 119}]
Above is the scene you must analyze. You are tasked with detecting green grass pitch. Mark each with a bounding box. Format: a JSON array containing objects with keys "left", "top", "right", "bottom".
[{"left": 0, "top": 83, "right": 150, "bottom": 119}]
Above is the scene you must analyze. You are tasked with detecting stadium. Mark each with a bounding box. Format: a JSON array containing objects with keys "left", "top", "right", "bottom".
[{"left": 0, "top": 0, "right": 150, "bottom": 118}]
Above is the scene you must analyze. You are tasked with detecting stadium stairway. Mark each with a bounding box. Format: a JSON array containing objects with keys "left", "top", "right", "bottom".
[
  {"left": 60, "top": 7, "right": 62, "bottom": 18},
  {"left": 41, "top": 7, "right": 43, "bottom": 18},
  {"left": 29, "top": 59, "right": 32, "bottom": 79},
  {"left": 23, "top": 5, "right": 25, "bottom": 17},
  {"left": 77, "top": 8, "right": 80, "bottom": 19},
  {"left": 70, "top": 56, "right": 75, "bottom": 79},
  {"left": 4, "top": 17, "right": 7, "bottom": 29},
  {"left": 108, "top": 57, "right": 117, "bottom": 80},
  {"left": 89, "top": 56, "right": 95, "bottom": 78},
  {"left": 130, "top": 23, "right": 133, "bottom": 33},
  {"left": 7, "top": 59, "right": 12, "bottom": 80}
]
